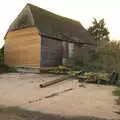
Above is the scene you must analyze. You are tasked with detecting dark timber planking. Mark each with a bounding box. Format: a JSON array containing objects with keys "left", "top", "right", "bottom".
[{"left": 41, "top": 37, "right": 63, "bottom": 67}]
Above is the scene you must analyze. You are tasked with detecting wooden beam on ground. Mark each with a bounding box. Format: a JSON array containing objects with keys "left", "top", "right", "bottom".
[{"left": 40, "top": 76, "right": 68, "bottom": 88}]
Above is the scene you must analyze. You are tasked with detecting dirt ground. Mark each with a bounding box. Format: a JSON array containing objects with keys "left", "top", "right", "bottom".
[{"left": 0, "top": 73, "right": 119, "bottom": 120}]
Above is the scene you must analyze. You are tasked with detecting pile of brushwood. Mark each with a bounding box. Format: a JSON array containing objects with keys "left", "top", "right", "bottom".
[
  {"left": 74, "top": 71, "right": 120, "bottom": 85},
  {"left": 71, "top": 71, "right": 110, "bottom": 85},
  {"left": 48, "top": 66, "right": 110, "bottom": 84},
  {"left": 80, "top": 72, "right": 110, "bottom": 84},
  {"left": 46, "top": 66, "right": 71, "bottom": 74},
  {"left": 40, "top": 65, "right": 120, "bottom": 85}
]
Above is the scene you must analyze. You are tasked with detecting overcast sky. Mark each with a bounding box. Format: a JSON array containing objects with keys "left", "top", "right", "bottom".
[{"left": 0, "top": 0, "right": 120, "bottom": 48}]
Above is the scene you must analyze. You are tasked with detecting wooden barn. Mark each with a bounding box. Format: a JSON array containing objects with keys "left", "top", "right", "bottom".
[{"left": 4, "top": 3, "right": 95, "bottom": 68}]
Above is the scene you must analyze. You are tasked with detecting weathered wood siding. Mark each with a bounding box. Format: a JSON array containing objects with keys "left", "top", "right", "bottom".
[
  {"left": 4, "top": 27, "right": 40, "bottom": 67},
  {"left": 41, "top": 37, "right": 63, "bottom": 67}
]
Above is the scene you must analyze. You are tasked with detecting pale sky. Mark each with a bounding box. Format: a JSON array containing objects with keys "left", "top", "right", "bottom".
[{"left": 0, "top": 0, "right": 120, "bottom": 48}]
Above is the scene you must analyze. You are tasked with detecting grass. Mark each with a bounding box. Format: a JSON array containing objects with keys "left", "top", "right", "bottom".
[{"left": 113, "top": 87, "right": 120, "bottom": 105}]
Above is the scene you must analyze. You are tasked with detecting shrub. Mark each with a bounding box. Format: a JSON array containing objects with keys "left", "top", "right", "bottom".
[
  {"left": 7, "top": 67, "right": 17, "bottom": 72},
  {"left": 116, "top": 80, "right": 120, "bottom": 86},
  {"left": 113, "top": 87, "right": 120, "bottom": 105},
  {"left": 0, "top": 64, "right": 17, "bottom": 73}
]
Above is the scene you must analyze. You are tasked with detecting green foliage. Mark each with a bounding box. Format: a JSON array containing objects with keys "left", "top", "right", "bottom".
[
  {"left": 0, "top": 47, "right": 4, "bottom": 64},
  {"left": 113, "top": 87, "right": 120, "bottom": 105},
  {"left": 74, "top": 40, "right": 120, "bottom": 82},
  {"left": 0, "top": 64, "right": 9, "bottom": 73},
  {"left": 40, "top": 66, "right": 72, "bottom": 74},
  {"left": 7, "top": 67, "right": 17, "bottom": 72},
  {"left": 113, "top": 87, "right": 120, "bottom": 96},
  {"left": 83, "top": 72, "right": 109, "bottom": 83},
  {"left": 88, "top": 18, "right": 109, "bottom": 44},
  {"left": 97, "top": 41, "right": 120, "bottom": 73},
  {"left": 74, "top": 18, "right": 110, "bottom": 72},
  {"left": 48, "top": 65, "right": 71, "bottom": 74},
  {"left": 74, "top": 45, "right": 97, "bottom": 69},
  {"left": 116, "top": 80, "right": 120, "bottom": 86},
  {"left": 0, "top": 64, "right": 17, "bottom": 73}
]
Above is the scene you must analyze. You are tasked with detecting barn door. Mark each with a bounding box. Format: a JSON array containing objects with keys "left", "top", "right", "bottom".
[{"left": 41, "top": 37, "right": 62, "bottom": 67}]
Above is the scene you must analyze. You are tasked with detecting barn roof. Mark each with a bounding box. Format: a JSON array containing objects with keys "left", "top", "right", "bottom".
[{"left": 6, "top": 3, "right": 95, "bottom": 44}]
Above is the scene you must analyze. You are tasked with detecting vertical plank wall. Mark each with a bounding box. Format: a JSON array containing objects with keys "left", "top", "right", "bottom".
[
  {"left": 4, "top": 27, "right": 40, "bottom": 67},
  {"left": 41, "top": 37, "right": 63, "bottom": 67}
]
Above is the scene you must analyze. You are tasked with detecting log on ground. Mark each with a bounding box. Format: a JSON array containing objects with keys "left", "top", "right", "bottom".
[{"left": 40, "top": 76, "right": 68, "bottom": 88}]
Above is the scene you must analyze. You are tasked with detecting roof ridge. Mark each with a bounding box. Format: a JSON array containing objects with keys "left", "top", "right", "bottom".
[
  {"left": 5, "top": 3, "right": 94, "bottom": 44},
  {"left": 26, "top": 3, "right": 81, "bottom": 25},
  {"left": 27, "top": 3, "right": 39, "bottom": 8}
]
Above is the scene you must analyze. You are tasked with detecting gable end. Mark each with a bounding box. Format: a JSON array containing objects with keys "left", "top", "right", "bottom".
[{"left": 8, "top": 5, "right": 35, "bottom": 32}]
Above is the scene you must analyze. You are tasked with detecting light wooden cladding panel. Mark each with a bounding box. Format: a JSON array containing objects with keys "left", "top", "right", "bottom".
[{"left": 4, "top": 27, "right": 41, "bottom": 67}]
